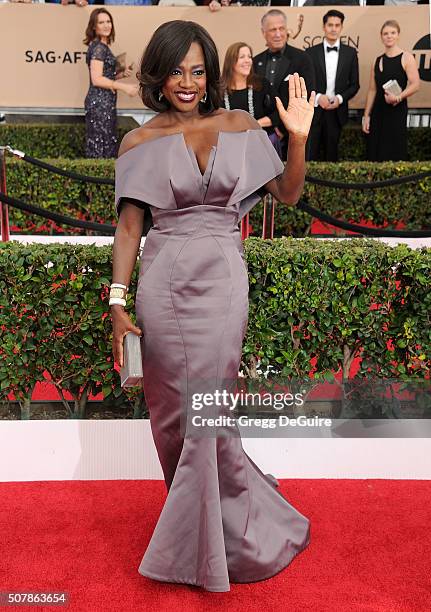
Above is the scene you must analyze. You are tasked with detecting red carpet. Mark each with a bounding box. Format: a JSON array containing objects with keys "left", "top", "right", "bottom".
[
  {"left": 0, "top": 479, "right": 430, "bottom": 612},
  {"left": 310, "top": 218, "right": 407, "bottom": 236}
]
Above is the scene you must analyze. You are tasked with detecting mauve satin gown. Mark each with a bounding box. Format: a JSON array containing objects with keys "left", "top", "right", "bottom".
[{"left": 115, "top": 124, "right": 310, "bottom": 592}]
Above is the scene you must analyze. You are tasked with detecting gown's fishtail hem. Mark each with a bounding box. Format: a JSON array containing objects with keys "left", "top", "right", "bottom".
[
  {"left": 138, "top": 565, "right": 231, "bottom": 592},
  {"left": 138, "top": 523, "right": 310, "bottom": 592},
  {"left": 230, "top": 524, "right": 311, "bottom": 584}
]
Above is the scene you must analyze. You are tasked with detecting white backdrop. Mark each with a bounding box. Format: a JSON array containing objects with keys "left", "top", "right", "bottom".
[{"left": 1, "top": 420, "right": 431, "bottom": 482}]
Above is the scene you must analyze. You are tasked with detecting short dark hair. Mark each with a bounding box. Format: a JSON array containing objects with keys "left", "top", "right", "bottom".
[
  {"left": 83, "top": 9, "right": 115, "bottom": 46},
  {"left": 323, "top": 10, "right": 345, "bottom": 25},
  {"left": 137, "top": 20, "right": 222, "bottom": 114}
]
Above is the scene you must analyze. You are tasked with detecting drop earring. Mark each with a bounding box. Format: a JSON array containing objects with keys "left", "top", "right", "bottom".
[
  {"left": 158, "top": 90, "right": 164, "bottom": 102},
  {"left": 200, "top": 91, "right": 208, "bottom": 104}
]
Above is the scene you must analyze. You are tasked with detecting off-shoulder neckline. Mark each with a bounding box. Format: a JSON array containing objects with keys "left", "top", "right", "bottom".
[{"left": 117, "top": 128, "right": 264, "bottom": 161}]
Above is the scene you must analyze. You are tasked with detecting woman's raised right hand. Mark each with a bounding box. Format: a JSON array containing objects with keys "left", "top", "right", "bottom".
[
  {"left": 111, "top": 307, "right": 143, "bottom": 368},
  {"left": 275, "top": 73, "right": 315, "bottom": 141}
]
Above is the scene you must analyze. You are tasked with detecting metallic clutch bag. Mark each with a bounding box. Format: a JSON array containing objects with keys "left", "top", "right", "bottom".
[
  {"left": 120, "top": 332, "right": 143, "bottom": 388},
  {"left": 382, "top": 79, "right": 402, "bottom": 97}
]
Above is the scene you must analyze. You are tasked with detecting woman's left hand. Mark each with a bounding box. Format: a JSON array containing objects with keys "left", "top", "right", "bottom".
[
  {"left": 275, "top": 73, "right": 315, "bottom": 141},
  {"left": 384, "top": 91, "right": 400, "bottom": 106}
]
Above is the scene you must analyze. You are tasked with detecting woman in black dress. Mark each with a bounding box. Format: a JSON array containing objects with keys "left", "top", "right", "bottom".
[
  {"left": 83, "top": 8, "right": 138, "bottom": 159},
  {"left": 363, "top": 20, "right": 420, "bottom": 161},
  {"left": 221, "top": 42, "right": 282, "bottom": 157}
]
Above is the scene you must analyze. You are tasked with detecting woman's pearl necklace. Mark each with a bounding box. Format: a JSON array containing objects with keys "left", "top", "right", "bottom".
[{"left": 224, "top": 86, "right": 255, "bottom": 118}]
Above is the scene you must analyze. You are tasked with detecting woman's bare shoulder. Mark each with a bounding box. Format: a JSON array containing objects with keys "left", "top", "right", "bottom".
[
  {"left": 118, "top": 109, "right": 263, "bottom": 157},
  {"left": 401, "top": 50, "right": 417, "bottom": 68},
  {"left": 220, "top": 108, "right": 261, "bottom": 132},
  {"left": 117, "top": 120, "right": 167, "bottom": 158}
]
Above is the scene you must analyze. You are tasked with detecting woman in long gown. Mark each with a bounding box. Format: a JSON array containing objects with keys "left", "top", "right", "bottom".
[
  {"left": 83, "top": 8, "right": 138, "bottom": 158},
  {"left": 110, "top": 20, "right": 315, "bottom": 593},
  {"left": 362, "top": 19, "right": 419, "bottom": 161}
]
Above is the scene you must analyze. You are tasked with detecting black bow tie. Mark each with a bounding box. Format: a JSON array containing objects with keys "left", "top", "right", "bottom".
[{"left": 326, "top": 46, "right": 338, "bottom": 53}]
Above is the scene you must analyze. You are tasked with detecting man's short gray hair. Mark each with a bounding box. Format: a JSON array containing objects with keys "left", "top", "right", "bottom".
[{"left": 261, "top": 9, "right": 287, "bottom": 29}]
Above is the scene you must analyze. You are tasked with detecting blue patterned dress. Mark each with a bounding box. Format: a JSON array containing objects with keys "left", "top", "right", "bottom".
[{"left": 85, "top": 40, "right": 118, "bottom": 159}]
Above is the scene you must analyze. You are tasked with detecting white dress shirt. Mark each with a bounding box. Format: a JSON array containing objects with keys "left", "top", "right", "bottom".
[{"left": 315, "top": 39, "right": 343, "bottom": 108}]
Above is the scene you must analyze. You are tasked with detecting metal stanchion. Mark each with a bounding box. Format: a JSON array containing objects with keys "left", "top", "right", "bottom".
[
  {"left": 0, "top": 148, "right": 10, "bottom": 242},
  {"left": 241, "top": 213, "right": 250, "bottom": 240},
  {"left": 262, "top": 194, "right": 275, "bottom": 239}
]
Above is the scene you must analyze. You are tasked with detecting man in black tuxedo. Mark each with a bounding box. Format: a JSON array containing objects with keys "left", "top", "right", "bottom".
[
  {"left": 253, "top": 9, "right": 315, "bottom": 159},
  {"left": 305, "top": 10, "right": 359, "bottom": 161}
]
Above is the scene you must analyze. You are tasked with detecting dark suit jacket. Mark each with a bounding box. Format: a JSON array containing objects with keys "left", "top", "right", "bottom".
[
  {"left": 305, "top": 42, "right": 359, "bottom": 126},
  {"left": 253, "top": 44, "right": 316, "bottom": 134}
]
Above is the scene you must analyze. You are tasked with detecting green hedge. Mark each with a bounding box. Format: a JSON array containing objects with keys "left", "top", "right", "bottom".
[
  {"left": 0, "top": 124, "right": 131, "bottom": 160},
  {"left": 0, "top": 240, "right": 429, "bottom": 418},
  {"left": 1, "top": 122, "right": 430, "bottom": 161},
  {"left": 5, "top": 158, "right": 431, "bottom": 236},
  {"left": 251, "top": 161, "right": 431, "bottom": 237},
  {"left": 338, "top": 124, "right": 431, "bottom": 162},
  {"left": 6, "top": 158, "right": 114, "bottom": 235}
]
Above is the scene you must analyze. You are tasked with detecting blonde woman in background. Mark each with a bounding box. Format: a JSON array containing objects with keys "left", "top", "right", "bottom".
[{"left": 363, "top": 20, "right": 419, "bottom": 161}]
